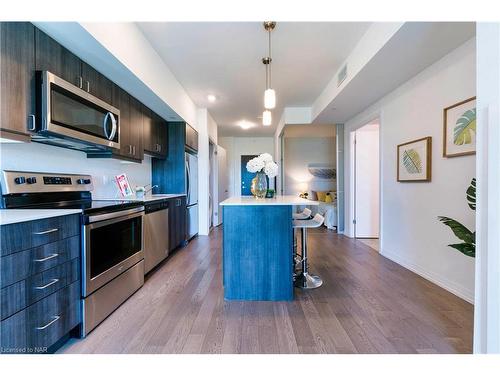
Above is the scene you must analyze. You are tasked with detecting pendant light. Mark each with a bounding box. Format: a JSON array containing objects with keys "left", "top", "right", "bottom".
[
  {"left": 263, "top": 21, "right": 276, "bottom": 110},
  {"left": 262, "top": 56, "right": 273, "bottom": 126},
  {"left": 262, "top": 109, "right": 272, "bottom": 126}
]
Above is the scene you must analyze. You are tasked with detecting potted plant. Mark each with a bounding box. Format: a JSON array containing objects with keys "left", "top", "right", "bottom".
[
  {"left": 438, "top": 178, "right": 476, "bottom": 257},
  {"left": 246, "top": 153, "right": 279, "bottom": 198},
  {"left": 265, "top": 189, "right": 275, "bottom": 198}
]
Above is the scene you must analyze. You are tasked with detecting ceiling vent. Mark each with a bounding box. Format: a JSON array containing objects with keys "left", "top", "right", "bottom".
[{"left": 337, "top": 64, "right": 348, "bottom": 87}]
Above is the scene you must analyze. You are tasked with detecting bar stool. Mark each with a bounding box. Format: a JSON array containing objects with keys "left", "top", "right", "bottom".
[
  {"left": 293, "top": 213, "right": 325, "bottom": 289},
  {"left": 292, "top": 208, "right": 312, "bottom": 269},
  {"left": 293, "top": 207, "right": 312, "bottom": 220}
]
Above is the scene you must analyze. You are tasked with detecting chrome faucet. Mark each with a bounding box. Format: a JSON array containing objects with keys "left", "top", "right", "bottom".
[{"left": 145, "top": 184, "right": 159, "bottom": 195}]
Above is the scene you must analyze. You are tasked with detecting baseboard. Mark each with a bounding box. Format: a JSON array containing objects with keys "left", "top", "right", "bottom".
[{"left": 380, "top": 248, "right": 474, "bottom": 304}]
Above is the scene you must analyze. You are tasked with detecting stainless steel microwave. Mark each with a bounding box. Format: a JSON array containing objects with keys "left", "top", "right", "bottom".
[{"left": 32, "top": 71, "right": 120, "bottom": 151}]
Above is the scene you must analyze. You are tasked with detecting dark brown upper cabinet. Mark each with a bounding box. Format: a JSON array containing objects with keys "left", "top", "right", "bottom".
[
  {"left": 154, "top": 112, "right": 168, "bottom": 158},
  {"left": 143, "top": 105, "right": 167, "bottom": 159},
  {"left": 35, "top": 28, "right": 82, "bottom": 88},
  {"left": 185, "top": 123, "right": 198, "bottom": 152},
  {"left": 0, "top": 22, "right": 35, "bottom": 141},
  {"left": 81, "top": 62, "right": 114, "bottom": 105},
  {"left": 128, "top": 96, "right": 144, "bottom": 161}
]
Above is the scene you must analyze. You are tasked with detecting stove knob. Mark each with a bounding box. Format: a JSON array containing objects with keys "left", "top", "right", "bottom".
[
  {"left": 26, "top": 177, "right": 37, "bottom": 184},
  {"left": 77, "top": 178, "right": 91, "bottom": 185},
  {"left": 14, "top": 177, "right": 26, "bottom": 185}
]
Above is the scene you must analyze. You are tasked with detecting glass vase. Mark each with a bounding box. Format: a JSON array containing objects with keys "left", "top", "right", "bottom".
[{"left": 251, "top": 172, "right": 268, "bottom": 198}]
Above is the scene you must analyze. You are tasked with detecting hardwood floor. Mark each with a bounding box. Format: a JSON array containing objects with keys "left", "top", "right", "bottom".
[
  {"left": 357, "top": 238, "right": 380, "bottom": 252},
  {"left": 59, "top": 227, "right": 473, "bottom": 354}
]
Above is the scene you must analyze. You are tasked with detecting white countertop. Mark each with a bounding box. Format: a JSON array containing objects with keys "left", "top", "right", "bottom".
[
  {"left": 0, "top": 209, "right": 82, "bottom": 225},
  {"left": 220, "top": 195, "right": 319, "bottom": 206},
  {"left": 97, "top": 193, "right": 186, "bottom": 202}
]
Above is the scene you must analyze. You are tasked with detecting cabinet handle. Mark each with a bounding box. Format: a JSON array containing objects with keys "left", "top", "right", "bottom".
[
  {"left": 35, "top": 315, "right": 60, "bottom": 330},
  {"left": 33, "top": 228, "right": 59, "bottom": 235},
  {"left": 34, "top": 253, "right": 59, "bottom": 262},
  {"left": 34, "top": 278, "right": 59, "bottom": 290},
  {"left": 133, "top": 146, "right": 136, "bottom": 155},
  {"left": 128, "top": 145, "right": 132, "bottom": 155},
  {"left": 28, "top": 114, "right": 36, "bottom": 131},
  {"left": 78, "top": 76, "right": 83, "bottom": 88},
  {"left": 86, "top": 81, "right": 90, "bottom": 93},
  {"left": 158, "top": 144, "right": 162, "bottom": 153}
]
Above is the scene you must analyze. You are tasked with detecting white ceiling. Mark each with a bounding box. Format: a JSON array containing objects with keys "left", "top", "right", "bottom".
[{"left": 137, "top": 22, "right": 371, "bottom": 136}]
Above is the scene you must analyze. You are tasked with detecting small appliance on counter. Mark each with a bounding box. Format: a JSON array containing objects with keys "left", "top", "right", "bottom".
[{"left": 0, "top": 170, "right": 145, "bottom": 336}]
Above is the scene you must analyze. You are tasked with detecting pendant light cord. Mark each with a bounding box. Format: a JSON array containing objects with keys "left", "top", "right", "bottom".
[{"left": 268, "top": 28, "right": 272, "bottom": 88}]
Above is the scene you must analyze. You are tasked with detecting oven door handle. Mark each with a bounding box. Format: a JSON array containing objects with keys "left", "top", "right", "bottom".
[{"left": 86, "top": 206, "right": 144, "bottom": 226}]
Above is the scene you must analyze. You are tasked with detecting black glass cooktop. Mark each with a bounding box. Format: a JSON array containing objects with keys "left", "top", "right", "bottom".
[{"left": 1, "top": 191, "right": 143, "bottom": 214}]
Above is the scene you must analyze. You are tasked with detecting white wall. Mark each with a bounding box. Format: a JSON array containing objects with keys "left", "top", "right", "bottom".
[
  {"left": 0, "top": 142, "right": 151, "bottom": 198},
  {"left": 283, "top": 137, "right": 336, "bottom": 196},
  {"left": 218, "top": 137, "right": 275, "bottom": 197},
  {"left": 344, "top": 38, "right": 476, "bottom": 302},
  {"left": 474, "top": 23, "right": 500, "bottom": 354}
]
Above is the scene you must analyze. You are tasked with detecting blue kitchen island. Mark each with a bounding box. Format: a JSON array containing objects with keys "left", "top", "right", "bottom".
[{"left": 220, "top": 196, "right": 318, "bottom": 301}]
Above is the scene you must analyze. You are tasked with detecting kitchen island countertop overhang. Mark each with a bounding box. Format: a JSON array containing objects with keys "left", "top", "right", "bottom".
[
  {"left": 220, "top": 195, "right": 319, "bottom": 301},
  {"left": 220, "top": 195, "right": 320, "bottom": 206}
]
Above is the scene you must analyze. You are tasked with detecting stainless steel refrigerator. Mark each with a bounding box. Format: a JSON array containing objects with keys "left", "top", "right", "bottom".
[{"left": 185, "top": 152, "right": 199, "bottom": 239}]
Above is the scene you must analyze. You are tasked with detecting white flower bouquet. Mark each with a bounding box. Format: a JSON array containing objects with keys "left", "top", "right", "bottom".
[{"left": 246, "top": 153, "right": 279, "bottom": 178}]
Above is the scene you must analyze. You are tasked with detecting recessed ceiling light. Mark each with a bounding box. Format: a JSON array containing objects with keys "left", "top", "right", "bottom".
[
  {"left": 238, "top": 120, "right": 254, "bottom": 130},
  {"left": 207, "top": 94, "right": 217, "bottom": 102}
]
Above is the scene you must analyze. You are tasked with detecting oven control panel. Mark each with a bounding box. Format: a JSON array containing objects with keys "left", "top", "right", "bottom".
[
  {"left": 1, "top": 170, "right": 94, "bottom": 194},
  {"left": 43, "top": 176, "right": 72, "bottom": 185}
]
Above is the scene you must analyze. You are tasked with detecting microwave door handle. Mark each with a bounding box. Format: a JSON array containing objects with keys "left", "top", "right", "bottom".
[{"left": 103, "top": 112, "right": 117, "bottom": 141}]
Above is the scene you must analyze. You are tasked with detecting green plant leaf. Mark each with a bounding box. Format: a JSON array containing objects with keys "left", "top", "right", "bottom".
[
  {"left": 467, "top": 178, "right": 476, "bottom": 211},
  {"left": 449, "top": 243, "right": 475, "bottom": 258},
  {"left": 402, "top": 148, "right": 422, "bottom": 174},
  {"left": 437, "top": 216, "right": 475, "bottom": 244},
  {"left": 453, "top": 108, "right": 476, "bottom": 145}
]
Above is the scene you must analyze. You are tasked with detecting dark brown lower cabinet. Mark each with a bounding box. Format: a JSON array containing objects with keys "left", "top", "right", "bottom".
[
  {"left": 169, "top": 197, "right": 187, "bottom": 251},
  {"left": 0, "top": 215, "right": 82, "bottom": 354},
  {"left": 1, "top": 281, "right": 80, "bottom": 353}
]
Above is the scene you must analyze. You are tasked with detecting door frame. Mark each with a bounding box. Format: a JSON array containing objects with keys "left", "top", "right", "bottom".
[{"left": 347, "top": 111, "right": 383, "bottom": 249}]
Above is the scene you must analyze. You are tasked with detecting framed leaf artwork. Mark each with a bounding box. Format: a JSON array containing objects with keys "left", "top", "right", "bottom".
[
  {"left": 397, "top": 137, "right": 432, "bottom": 182},
  {"left": 443, "top": 96, "right": 476, "bottom": 157}
]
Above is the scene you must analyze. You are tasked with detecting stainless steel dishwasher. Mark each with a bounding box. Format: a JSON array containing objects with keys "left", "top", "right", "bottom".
[{"left": 144, "top": 199, "right": 169, "bottom": 274}]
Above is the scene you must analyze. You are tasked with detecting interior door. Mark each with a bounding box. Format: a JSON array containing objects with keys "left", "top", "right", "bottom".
[
  {"left": 354, "top": 125, "right": 380, "bottom": 238},
  {"left": 241, "top": 155, "right": 258, "bottom": 196},
  {"left": 217, "top": 146, "right": 229, "bottom": 225}
]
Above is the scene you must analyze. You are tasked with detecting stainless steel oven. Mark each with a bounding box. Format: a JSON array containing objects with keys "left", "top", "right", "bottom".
[
  {"left": 83, "top": 206, "right": 144, "bottom": 296},
  {"left": 33, "top": 71, "right": 120, "bottom": 151},
  {"left": 82, "top": 205, "right": 145, "bottom": 335}
]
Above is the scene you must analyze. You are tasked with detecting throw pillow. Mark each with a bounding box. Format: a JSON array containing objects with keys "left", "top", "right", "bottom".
[{"left": 316, "top": 191, "right": 327, "bottom": 202}]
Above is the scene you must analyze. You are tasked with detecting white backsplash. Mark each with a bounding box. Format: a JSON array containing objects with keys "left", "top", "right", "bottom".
[{"left": 0, "top": 142, "right": 152, "bottom": 199}]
